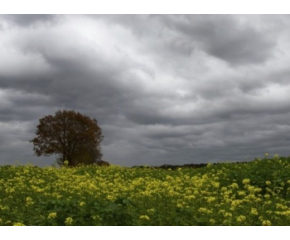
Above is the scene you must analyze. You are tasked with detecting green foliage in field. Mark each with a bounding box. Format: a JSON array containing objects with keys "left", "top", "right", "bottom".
[{"left": 1, "top": 155, "right": 290, "bottom": 226}]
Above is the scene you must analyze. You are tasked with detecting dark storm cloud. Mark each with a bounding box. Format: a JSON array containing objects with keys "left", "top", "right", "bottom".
[
  {"left": 155, "top": 15, "right": 277, "bottom": 66},
  {"left": 1, "top": 14, "right": 290, "bottom": 167},
  {"left": 0, "top": 88, "right": 53, "bottom": 122},
  {"left": 98, "top": 15, "right": 277, "bottom": 66},
  {"left": 1, "top": 14, "right": 59, "bottom": 27}
]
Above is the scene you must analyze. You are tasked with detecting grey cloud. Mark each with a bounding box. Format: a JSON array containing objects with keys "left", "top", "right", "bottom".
[
  {"left": 0, "top": 88, "right": 53, "bottom": 121},
  {"left": 1, "top": 15, "right": 290, "bottom": 167},
  {"left": 91, "top": 15, "right": 157, "bottom": 37},
  {"left": 96, "top": 15, "right": 271, "bottom": 64},
  {"left": 158, "top": 15, "right": 277, "bottom": 66},
  {"left": 1, "top": 14, "right": 59, "bottom": 27},
  {"left": 93, "top": 14, "right": 279, "bottom": 71}
]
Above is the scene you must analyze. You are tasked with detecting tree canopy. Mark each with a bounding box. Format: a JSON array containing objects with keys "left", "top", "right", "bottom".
[{"left": 30, "top": 110, "right": 103, "bottom": 166}]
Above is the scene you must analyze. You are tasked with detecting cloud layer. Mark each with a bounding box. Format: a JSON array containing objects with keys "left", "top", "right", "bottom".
[{"left": 1, "top": 14, "right": 290, "bottom": 166}]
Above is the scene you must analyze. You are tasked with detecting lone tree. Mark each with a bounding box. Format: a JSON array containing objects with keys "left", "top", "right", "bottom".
[{"left": 30, "top": 109, "right": 103, "bottom": 167}]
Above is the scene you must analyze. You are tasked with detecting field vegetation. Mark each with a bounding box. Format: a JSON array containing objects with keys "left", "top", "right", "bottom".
[{"left": 1, "top": 155, "right": 290, "bottom": 226}]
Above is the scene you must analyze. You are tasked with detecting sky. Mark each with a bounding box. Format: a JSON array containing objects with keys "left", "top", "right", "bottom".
[{"left": 1, "top": 14, "right": 290, "bottom": 167}]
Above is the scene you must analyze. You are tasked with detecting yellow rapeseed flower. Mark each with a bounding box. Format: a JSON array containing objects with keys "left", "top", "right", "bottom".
[
  {"left": 166, "top": 175, "right": 173, "bottom": 181},
  {"left": 221, "top": 187, "right": 228, "bottom": 192},
  {"left": 282, "top": 210, "right": 290, "bottom": 216},
  {"left": 207, "top": 197, "right": 216, "bottom": 203},
  {"left": 187, "top": 195, "right": 196, "bottom": 200},
  {"left": 106, "top": 195, "right": 115, "bottom": 201},
  {"left": 250, "top": 208, "right": 258, "bottom": 216},
  {"left": 247, "top": 185, "right": 255, "bottom": 192},
  {"left": 177, "top": 203, "right": 183, "bottom": 208},
  {"left": 147, "top": 208, "right": 155, "bottom": 213},
  {"left": 13, "top": 222, "right": 25, "bottom": 226},
  {"left": 65, "top": 217, "right": 73, "bottom": 225},
  {"left": 5, "top": 187, "right": 15, "bottom": 193},
  {"left": 79, "top": 202, "right": 86, "bottom": 207},
  {"left": 238, "top": 191, "right": 246, "bottom": 196},
  {"left": 209, "top": 219, "right": 215, "bottom": 224},
  {"left": 25, "top": 197, "right": 34, "bottom": 206},
  {"left": 218, "top": 209, "right": 226, "bottom": 215},
  {"left": 92, "top": 215, "right": 102, "bottom": 221},
  {"left": 198, "top": 208, "right": 212, "bottom": 214},
  {"left": 48, "top": 212, "right": 57, "bottom": 219},
  {"left": 185, "top": 190, "right": 192, "bottom": 195},
  {"left": 230, "top": 183, "right": 239, "bottom": 189},
  {"left": 224, "top": 190, "right": 233, "bottom": 196},
  {"left": 276, "top": 203, "right": 288, "bottom": 210},
  {"left": 264, "top": 194, "right": 271, "bottom": 199},
  {"left": 236, "top": 215, "right": 246, "bottom": 223},
  {"left": 245, "top": 194, "right": 256, "bottom": 201},
  {"left": 211, "top": 181, "right": 220, "bottom": 188},
  {"left": 254, "top": 187, "right": 262, "bottom": 193},
  {"left": 242, "top": 179, "right": 250, "bottom": 185},
  {"left": 140, "top": 215, "right": 150, "bottom": 221},
  {"left": 262, "top": 220, "right": 271, "bottom": 226},
  {"left": 224, "top": 212, "right": 232, "bottom": 218},
  {"left": 222, "top": 220, "right": 230, "bottom": 225},
  {"left": 231, "top": 200, "right": 242, "bottom": 208}
]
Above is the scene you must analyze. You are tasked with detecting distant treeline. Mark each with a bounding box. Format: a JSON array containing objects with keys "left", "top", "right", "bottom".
[{"left": 132, "top": 161, "right": 250, "bottom": 170}]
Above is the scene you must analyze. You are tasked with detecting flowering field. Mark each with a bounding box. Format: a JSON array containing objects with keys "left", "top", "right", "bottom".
[{"left": 1, "top": 155, "right": 290, "bottom": 226}]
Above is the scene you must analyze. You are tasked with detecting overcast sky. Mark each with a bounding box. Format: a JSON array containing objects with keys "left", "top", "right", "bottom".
[{"left": 1, "top": 14, "right": 290, "bottom": 167}]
